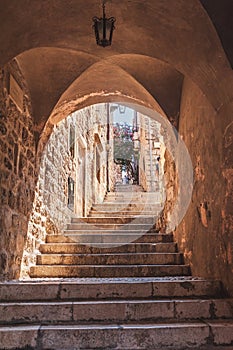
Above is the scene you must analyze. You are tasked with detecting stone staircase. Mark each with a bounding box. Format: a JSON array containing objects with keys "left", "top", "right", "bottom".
[
  {"left": 30, "top": 185, "right": 189, "bottom": 278},
  {"left": 0, "top": 185, "right": 232, "bottom": 349}
]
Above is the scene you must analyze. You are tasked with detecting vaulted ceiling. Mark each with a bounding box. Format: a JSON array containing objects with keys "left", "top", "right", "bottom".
[{"left": 0, "top": 0, "right": 232, "bottom": 134}]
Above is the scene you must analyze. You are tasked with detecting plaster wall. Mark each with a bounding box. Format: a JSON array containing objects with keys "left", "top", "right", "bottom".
[{"left": 175, "top": 77, "right": 233, "bottom": 296}]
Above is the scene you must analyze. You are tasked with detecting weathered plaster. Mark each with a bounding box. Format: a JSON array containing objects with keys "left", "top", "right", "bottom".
[{"left": 175, "top": 77, "right": 233, "bottom": 296}]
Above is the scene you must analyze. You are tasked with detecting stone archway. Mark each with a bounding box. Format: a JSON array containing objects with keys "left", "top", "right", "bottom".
[
  {"left": 0, "top": 0, "right": 232, "bottom": 295},
  {"left": 19, "top": 98, "right": 194, "bottom": 278}
]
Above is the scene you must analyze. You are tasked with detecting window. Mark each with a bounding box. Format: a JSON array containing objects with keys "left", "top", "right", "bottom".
[
  {"left": 96, "top": 146, "right": 101, "bottom": 183},
  {"left": 69, "top": 124, "right": 75, "bottom": 158},
  {"left": 68, "top": 177, "right": 75, "bottom": 210}
]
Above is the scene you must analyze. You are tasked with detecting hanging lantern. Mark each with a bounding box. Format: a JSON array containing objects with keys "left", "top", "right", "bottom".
[{"left": 92, "top": 1, "right": 116, "bottom": 47}]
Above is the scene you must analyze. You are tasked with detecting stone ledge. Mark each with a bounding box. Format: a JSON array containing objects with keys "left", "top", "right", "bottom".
[
  {"left": 1, "top": 322, "right": 232, "bottom": 349},
  {"left": 0, "top": 278, "right": 223, "bottom": 301}
]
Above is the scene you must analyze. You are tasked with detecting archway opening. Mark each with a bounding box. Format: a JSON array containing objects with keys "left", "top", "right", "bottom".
[{"left": 20, "top": 102, "right": 193, "bottom": 279}]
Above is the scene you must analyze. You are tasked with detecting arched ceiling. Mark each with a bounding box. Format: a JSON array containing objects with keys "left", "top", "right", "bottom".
[
  {"left": 0, "top": 0, "right": 232, "bottom": 134},
  {"left": 49, "top": 59, "right": 170, "bottom": 125},
  {"left": 16, "top": 49, "right": 183, "bottom": 129},
  {"left": 200, "top": 0, "right": 233, "bottom": 68}
]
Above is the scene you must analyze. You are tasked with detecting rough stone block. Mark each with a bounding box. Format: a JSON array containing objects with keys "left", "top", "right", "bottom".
[
  {"left": 152, "top": 279, "right": 223, "bottom": 298},
  {"left": 209, "top": 321, "right": 233, "bottom": 345},
  {"left": 175, "top": 300, "right": 211, "bottom": 319},
  {"left": 214, "top": 299, "right": 233, "bottom": 318},
  {"left": 59, "top": 281, "right": 153, "bottom": 300},
  {"left": 0, "top": 302, "right": 73, "bottom": 323},
  {"left": 0, "top": 282, "right": 60, "bottom": 301},
  {"left": 125, "top": 300, "right": 174, "bottom": 320},
  {"left": 0, "top": 325, "right": 39, "bottom": 349},
  {"left": 73, "top": 301, "right": 126, "bottom": 322}
]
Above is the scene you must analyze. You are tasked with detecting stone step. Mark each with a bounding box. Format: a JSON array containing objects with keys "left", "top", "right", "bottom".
[
  {"left": 37, "top": 253, "right": 183, "bottom": 266},
  {"left": 1, "top": 299, "right": 232, "bottom": 325},
  {"left": 105, "top": 193, "right": 160, "bottom": 197},
  {"left": 114, "top": 184, "right": 143, "bottom": 189},
  {"left": 107, "top": 189, "right": 155, "bottom": 192},
  {"left": 39, "top": 242, "right": 178, "bottom": 254},
  {"left": 0, "top": 279, "right": 224, "bottom": 301},
  {"left": 72, "top": 216, "right": 156, "bottom": 224},
  {"left": 30, "top": 264, "right": 191, "bottom": 278},
  {"left": 105, "top": 193, "right": 158, "bottom": 197},
  {"left": 47, "top": 233, "right": 173, "bottom": 244},
  {"left": 91, "top": 203, "right": 160, "bottom": 214},
  {"left": 92, "top": 203, "right": 161, "bottom": 210},
  {"left": 104, "top": 194, "right": 160, "bottom": 198},
  {"left": 103, "top": 197, "right": 160, "bottom": 203},
  {"left": 104, "top": 196, "right": 158, "bottom": 204},
  {"left": 103, "top": 200, "right": 161, "bottom": 205},
  {"left": 57, "top": 233, "right": 173, "bottom": 244},
  {"left": 1, "top": 321, "right": 233, "bottom": 349},
  {"left": 88, "top": 211, "right": 160, "bottom": 217},
  {"left": 67, "top": 223, "right": 155, "bottom": 230}
]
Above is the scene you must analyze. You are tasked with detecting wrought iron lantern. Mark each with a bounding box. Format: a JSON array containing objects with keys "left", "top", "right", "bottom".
[{"left": 92, "top": 1, "right": 116, "bottom": 47}]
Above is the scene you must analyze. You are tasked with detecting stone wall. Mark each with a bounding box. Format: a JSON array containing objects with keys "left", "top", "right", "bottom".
[
  {"left": 20, "top": 118, "right": 74, "bottom": 278},
  {"left": 75, "top": 104, "right": 108, "bottom": 210},
  {"left": 138, "top": 114, "right": 163, "bottom": 192},
  {"left": 20, "top": 104, "right": 108, "bottom": 278},
  {"left": 158, "top": 149, "right": 178, "bottom": 233},
  {"left": 175, "top": 77, "right": 233, "bottom": 296},
  {"left": 0, "top": 60, "right": 37, "bottom": 280},
  {"left": 108, "top": 106, "right": 115, "bottom": 191}
]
